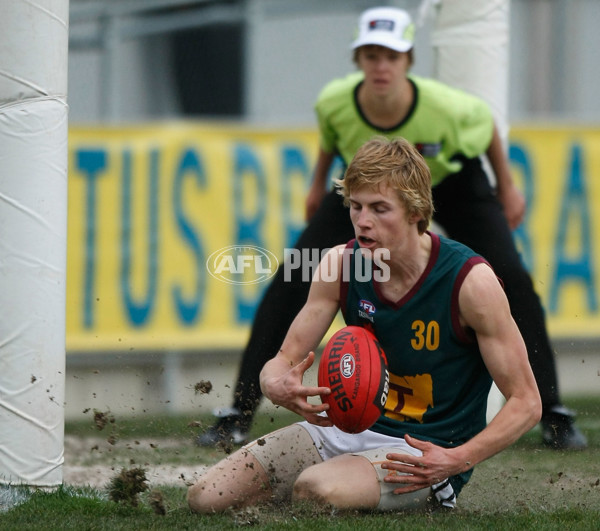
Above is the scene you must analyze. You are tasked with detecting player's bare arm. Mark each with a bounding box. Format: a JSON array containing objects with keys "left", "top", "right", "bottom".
[
  {"left": 381, "top": 263, "right": 541, "bottom": 492},
  {"left": 259, "top": 246, "right": 345, "bottom": 424},
  {"left": 458, "top": 263, "right": 542, "bottom": 452},
  {"left": 305, "top": 148, "right": 336, "bottom": 221}
]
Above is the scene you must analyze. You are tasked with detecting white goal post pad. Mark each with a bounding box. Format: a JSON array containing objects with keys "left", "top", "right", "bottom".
[
  {"left": 432, "top": 0, "right": 510, "bottom": 148},
  {"left": 0, "top": 0, "right": 69, "bottom": 487}
]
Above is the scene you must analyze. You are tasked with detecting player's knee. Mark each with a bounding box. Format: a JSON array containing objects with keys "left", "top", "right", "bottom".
[
  {"left": 187, "top": 479, "right": 208, "bottom": 513},
  {"left": 292, "top": 466, "right": 334, "bottom": 505},
  {"left": 187, "top": 476, "right": 231, "bottom": 514},
  {"left": 187, "top": 478, "right": 222, "bottom": 514}
]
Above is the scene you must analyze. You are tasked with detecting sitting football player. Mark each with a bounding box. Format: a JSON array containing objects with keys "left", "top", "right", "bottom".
[{"left": 187, "top": 137, "right": 541, "bottom": 513}]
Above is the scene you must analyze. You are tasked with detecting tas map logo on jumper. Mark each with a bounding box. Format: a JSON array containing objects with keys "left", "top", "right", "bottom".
[{"left": 206, "top": 245, "right": 279, "bottom": 285}]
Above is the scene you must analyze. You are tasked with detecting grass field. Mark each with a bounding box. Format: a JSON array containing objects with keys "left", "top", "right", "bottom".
[{"left": 1, "top": 396, "right": 599, "bottom": 530}]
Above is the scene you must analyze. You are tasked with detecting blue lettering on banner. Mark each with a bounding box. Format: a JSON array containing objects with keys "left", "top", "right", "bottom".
[
  {"left": 121, "top": 149, "right": 159, "bottom": 326},
  {"left": 172, "top": 148, "right": 206, "bottom": 325},
  {"left": 549, "top": 143, "right": 597, "bottom": 313},
  {"left": 76, "top": 149, "right": 108, "bottom": 329},
  {"left": 509, "top": 143, "right": 534, "bottom": 272},
  {"left": 233, "top": 144, "right": 267, "bottom": 323}
]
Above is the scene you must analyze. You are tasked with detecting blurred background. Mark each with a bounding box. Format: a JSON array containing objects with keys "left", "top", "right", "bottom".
[
  {"left": 65, "top": 0, "right": 600, "bottom": 420},
  {"left": 69, "top": 0, "right": 600, "bottom": 123}
]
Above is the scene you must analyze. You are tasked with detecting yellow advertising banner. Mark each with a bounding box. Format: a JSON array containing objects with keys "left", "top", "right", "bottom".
[
  {"left": 67, "top": 123, "right": 600, "bottom": 352},
  {"left": 510, "top": 125, "right": 600, "bottom": 337},
  {"left": 67, "top": 123, "right": 328, "bottom": 351}
]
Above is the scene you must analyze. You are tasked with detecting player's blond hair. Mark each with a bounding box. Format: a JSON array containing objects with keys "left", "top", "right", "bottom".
[{"left": 336, "top": 137, "right": 433, "bottom": 234}]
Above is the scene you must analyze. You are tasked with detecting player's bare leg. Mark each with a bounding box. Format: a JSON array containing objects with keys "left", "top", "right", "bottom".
[
  {"left": 293, "top": 449, "right": 433, "bottom": 511},
  {"left": 188, "top": 424, "right": 322, "bottom": 513},
  {"left": 187, "top": 447, "right": 270, "bottom": 513},
  {"left": 293, "top": 454, "right": 381, "bottom": 509}
]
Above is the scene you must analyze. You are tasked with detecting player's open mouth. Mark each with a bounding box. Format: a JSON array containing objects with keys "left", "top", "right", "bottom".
[{"left": 358, "top": 235, "right": 376, "bottom": 246}]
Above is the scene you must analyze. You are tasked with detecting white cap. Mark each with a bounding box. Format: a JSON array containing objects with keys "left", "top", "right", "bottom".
[{"left": 351, "top": 7, "right": 415, "bottom": 53}]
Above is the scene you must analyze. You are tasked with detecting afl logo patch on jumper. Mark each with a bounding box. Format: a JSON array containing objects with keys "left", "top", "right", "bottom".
[
  {"left": 358, "top": 299, "right": 376, "bottom": 322},
  {"left": 359, "top": 299, "right": 376, "bottom": 315}
]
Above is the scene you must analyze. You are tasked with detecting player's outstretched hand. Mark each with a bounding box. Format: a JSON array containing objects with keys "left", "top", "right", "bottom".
[
  {"left": 264, "top": 351, "right": 333, "bottom": 426},
  {"left": 380, "top": 434, "right": 470, "bottom": 494}
]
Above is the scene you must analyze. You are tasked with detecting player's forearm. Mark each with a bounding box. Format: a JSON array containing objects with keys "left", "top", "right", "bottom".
[
  {"left": 311, "top": 149, "right": 336, "bottom": 188},
  {"left": 486, "top": 124, "right": 514, "bottom": 194},
  {"left": 451, "top": 391, "right": 541, "bottom": 472}
]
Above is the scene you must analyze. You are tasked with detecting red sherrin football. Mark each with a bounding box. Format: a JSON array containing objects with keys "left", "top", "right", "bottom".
[{"left": 318, "top": 326, "right": 389, "bottom": 433}]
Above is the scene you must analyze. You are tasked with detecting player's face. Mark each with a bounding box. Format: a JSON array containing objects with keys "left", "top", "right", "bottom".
[
  {"left": 356, "top": 45, "right": 410, "bottom": 95},
  {"left": 348, "top": 184, "right": 414, "bottom": 252}
]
